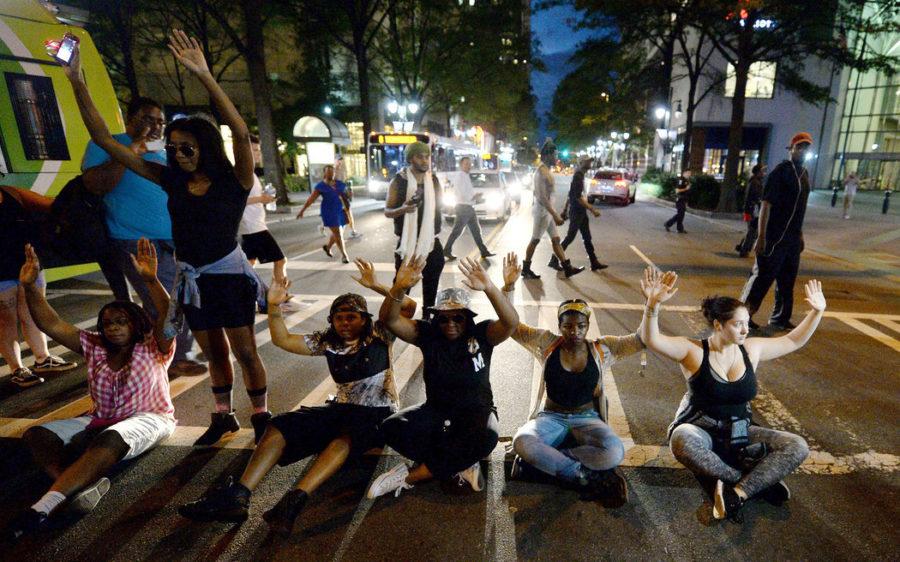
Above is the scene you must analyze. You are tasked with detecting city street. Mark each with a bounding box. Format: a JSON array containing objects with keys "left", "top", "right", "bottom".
[{"left": 1, "top": 175, "right": 897, "bottom": 561}]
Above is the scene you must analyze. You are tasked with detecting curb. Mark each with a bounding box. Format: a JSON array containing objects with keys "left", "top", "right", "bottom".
[{"left": 643, "top": 194, "right": 743, "bottom": 220}]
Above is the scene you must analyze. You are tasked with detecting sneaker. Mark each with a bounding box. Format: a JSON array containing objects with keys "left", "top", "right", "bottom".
[
  {"left": 348, "top": 230, "right": 364, "bottom": 239},
  {"left": 713, "top": 480, "right": 744, "bottom": 521},
  {"left": 341, "top": 256, "right": 350, "bottom": 264},
  {"left": 193, "top": 412, "right": 240, "bottom": 447},
  {"left": 443, "top": 251, "right": 457, "bottom": 261},
  {"left": 32, "top": 355, "right": 77, "bottom": 374},
  {"left": 843, "top": 215, "right": 850, "bottom": 220},
  {"left": 3, "top": 509, "right": 48, "bottom": 542},
  {"left": 318, "top": 225, "right": 326, "bottom": 236},
  {"left": 480, "top": 251, "right": 496, "bottom": 259},
  {"left": 759, "top": 481, "right": 791, "bottom": 506},
  {"left": 11, "top": 368, "right": 44, "bottom": 388},
  {"left": 584, "top": 468, "right": 628, "bottom": 508},
  {"left": 664, "top": 224, "right": 671, "bottom": 232},
  {"left": 250, "top": 411, "right": 273, "bottom": 444},
  {"left": 366, "top": 462, "right": 413, "bottom": 499},
  {"left": 769, "top": 320, "right": 796, "bottom": 331},
  {"left": 68, "top": 477, "right": 111, "bottom": 514},
  {"left": 547, "top": 256, "right": 562, "bottom": 271},
  {"left": 262, "top": 489, "right": 308, "bottom": 537},
  {"left": 168, "top": 359, "right": 208, "bottom": 377},
  {"left": 455, "top": 463, "right": 485, "bottom": 492},
  {"left": 178, "top": 477, "right": 250, "bottom": 522},
  {"left": 590, "top": 261, "right": 608, "bottom": 271},
  {"left": 678, "top": 229, "right": 687, "bottom": 234},
  {"left": 280, "top": 299, "right": 307, "bottom": 313}
]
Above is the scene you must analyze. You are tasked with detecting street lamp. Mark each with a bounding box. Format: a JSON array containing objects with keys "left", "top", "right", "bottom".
[
  {"left": 323, "top": 105, "right": 332, "bottom": 115},
  {"left": 623, "top": 132, "right": 630, "bottom": 140},
  {"left": 387, "top": 100, "right": 399, "bottom": 114},
  {"left": 408, "top": 102, "right": 420, "bottom": 114},
  {"left": 654, "top": 107, "right": 666, "bottom": 120},
  {"left": 611, "top": 131, "right": 618, "bottom": 139}
]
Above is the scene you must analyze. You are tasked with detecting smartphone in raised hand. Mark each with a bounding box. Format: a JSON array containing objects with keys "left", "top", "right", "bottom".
[{"left": 52, "top": 33, "right": 79, "bottom": 65}]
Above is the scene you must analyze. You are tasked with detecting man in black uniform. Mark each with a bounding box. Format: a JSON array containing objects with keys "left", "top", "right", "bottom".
[
  {"left": 549, "top": 156, "right": 607, "bottom": 272},
  {"left": 384, "top": 141, "right": 444, "bottom": 312},
  {"left": 664, "top": 169, "right": 692, "bottom": 233},
  {"left": 735, "top": 164, "right": 766, "bottom": 257},
  {"left": 740, "top": 132, "right": 813, "bottom": 331}
]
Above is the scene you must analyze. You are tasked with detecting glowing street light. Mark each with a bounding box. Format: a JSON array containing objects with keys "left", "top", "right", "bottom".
[
  {"left": 323, "top": 105, "right": 332, "bottom": 115},
  {"left": 654, "top": 107, "right": 666, "bottom": 120},
  {"left": 387, "top": 100, "right": 399, "bottom": 114}
]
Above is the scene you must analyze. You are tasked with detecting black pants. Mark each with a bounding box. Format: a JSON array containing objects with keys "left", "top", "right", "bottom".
[
  {"left": 665, "top": 199, "right": 687, "bottom": 231},
  {"left": 381, "top": 402, "right": 499, "bottom": 479},
  {"left": 444, "top": 204, "right": 489, "bottom": 255},
  {"left": 736, "top": 220, "right": 758, "bottom": 255},
  {"left": 740, "top": 239, "right": 801, "bottom": 325},
  {"left": 394, "top": 239, "right": 445, "bottom": 311},
  {"left": 560, "top": 213, "right": 597, "bottom": 261}
]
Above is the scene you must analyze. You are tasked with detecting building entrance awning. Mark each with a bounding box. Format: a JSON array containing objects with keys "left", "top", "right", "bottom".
[{"left": 292, "top": 115, "right": 351, "bottom": 146}]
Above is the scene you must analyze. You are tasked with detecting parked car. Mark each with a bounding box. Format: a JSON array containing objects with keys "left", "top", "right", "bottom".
[
  {"left": 586, "top": 169, "right": 636, "bottom": 205},
  {"left": 442, "top": 170, "right": 512, "bottom": 221}
]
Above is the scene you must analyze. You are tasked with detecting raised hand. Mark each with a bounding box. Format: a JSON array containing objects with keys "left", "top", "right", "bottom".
[
  {"left": 168, "top": 29, "right": 210, "bottom": 75},
  {"left": 458, "top": 257, "right": 492, "bottom": 292},
  {"left": 640, "top": 266, "right": 679, "bottom": 306},
  {"left": 395, "top": 255, "right": 425, "bottom": 290},
  {"left": 502, "top": 252, "right": 521, "bottom": 289},
  {"left": 352, "top": 258, "right": 379, "bottom": 290},
  {"left": 267, "top": 277, "right": 292, "bottom": 306},
  {"left": 129, "top": 238, "right": 158, "bottom": 281},
  {"left": 804, "top": 279, "right": 826, "bottom": 311},
  {"left": 19, "top": 244, "right": 41, "bottom": 285},
  {"left": 59, "top": 41, "right": 83, "bottom": 83}
]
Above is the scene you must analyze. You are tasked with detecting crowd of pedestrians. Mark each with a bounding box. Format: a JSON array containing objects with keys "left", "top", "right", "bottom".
[{"left": 0, "top": 30, "right": 831, "bottom": 543}]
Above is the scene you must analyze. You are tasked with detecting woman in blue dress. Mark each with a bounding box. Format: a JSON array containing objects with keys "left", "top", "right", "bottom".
[{"left": 297, "top": 165, "right": 350, "bottom": 263}]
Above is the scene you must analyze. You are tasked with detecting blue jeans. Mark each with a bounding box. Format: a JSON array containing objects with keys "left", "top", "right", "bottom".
[
  {"left": 513, "top": 410, "right": 624, "bottom": 482},
  {"left": 109, "top": 239, "right": 194, "bottom": 361}
]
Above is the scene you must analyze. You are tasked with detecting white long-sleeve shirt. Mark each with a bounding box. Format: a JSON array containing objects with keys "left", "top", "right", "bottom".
[{"left": 448, "top": 171, "right": 476, "bottom": 206}]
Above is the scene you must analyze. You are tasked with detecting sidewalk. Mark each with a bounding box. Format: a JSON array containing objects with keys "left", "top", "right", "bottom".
[{"left": 264, "top": 192, "right": 384, "bottom": 226}]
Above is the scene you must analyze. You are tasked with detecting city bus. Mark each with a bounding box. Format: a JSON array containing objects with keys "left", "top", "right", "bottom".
[{"left": 366, "top": 131, "right": 481, "bottom": 199}]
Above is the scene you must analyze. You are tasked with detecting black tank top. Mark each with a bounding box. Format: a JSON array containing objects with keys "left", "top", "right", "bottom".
[
  {"left": 544, "top": 343, "right": 599, "bottom": 410},
  {"left": 686, "top": 339, "right": 757, "bottom": 420}
]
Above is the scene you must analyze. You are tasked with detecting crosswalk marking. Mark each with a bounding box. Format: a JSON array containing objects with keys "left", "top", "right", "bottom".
[{"left": 837, "top": 317, "right": 900, "bottom": 353}]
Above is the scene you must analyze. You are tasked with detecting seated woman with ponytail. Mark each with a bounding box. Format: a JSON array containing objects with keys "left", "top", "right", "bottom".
[{"left": 639, "top": 267, "right": 822, "bottom": 522}]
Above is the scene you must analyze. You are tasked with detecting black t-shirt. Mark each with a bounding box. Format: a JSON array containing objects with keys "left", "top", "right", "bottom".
[
  {"left": 0, "top": 189, "right": 34, "bottom": 282},
  {"left": 391, "top": 171, "right": 443, "bottom": 238},
  {"left": 161, "top": 169, "right": 250, "bottom": 267},
  {"left": 568, "top": 171, "right": 586, "bottom": 218},
  {"left": 676, "top": 176, "right": 690, "bottom": 201},
  {"left": 415, "top": 319, "right": 495, "bottom": 411},
  {"left": 762, "top": 161, "right": 810, "bottom": 244}
]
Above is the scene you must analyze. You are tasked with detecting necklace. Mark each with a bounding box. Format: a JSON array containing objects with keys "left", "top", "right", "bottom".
[{"left": 709, "top": 342, "right": 738, "bottom": 381}]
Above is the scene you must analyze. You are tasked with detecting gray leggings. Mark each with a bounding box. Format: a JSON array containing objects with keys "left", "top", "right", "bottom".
[{"left": 670, "top": 423, "right": 809, "bottom": 498}]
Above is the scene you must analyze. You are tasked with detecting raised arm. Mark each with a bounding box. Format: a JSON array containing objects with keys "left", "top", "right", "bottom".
[
  {"left": 63, "top": 47, "right": 164, "bottom": 185},
  {"left": 747, "top": 280, "right": 826, "bottom": 362},
  {"left": 20, "top": 245, "right": 82, "bottom": 355},
  {"left": 168, "top": 30, "right": 254, "bottom": 189},
  {"left": 381, "top": 255, "right": 426, "bottom": 344},
  {"left": 266, "top": 278, "right": 313, "bottom": 355},
  {"left": 639, "top": 267, "right": 693, "bottom": 363},
  {"left": 352, "top": 258, "right": 417, "bottom": 319},
  {"left": 128, "top": 238, "right": 174, "bottom": 354},
  {"left": 458, "top": 256, "right": 519, "bottom": 345}
]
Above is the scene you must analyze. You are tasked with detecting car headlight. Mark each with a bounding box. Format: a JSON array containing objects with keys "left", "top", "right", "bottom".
[
  {"left": 368, "top": 180, "right": 388, "bottom": 192},
  {"left": 443, "top": 192, "right": 457, "bottom": 207},
  {"left": 486, "top": 192, "right": 504, "bottom": 209},
  {"left": 507, "top": 181, "right": 522, "bottom": 196}
]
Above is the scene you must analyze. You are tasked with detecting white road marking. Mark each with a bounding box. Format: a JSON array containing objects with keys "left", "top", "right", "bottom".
[
  {"left": 837, "top": 317, "right": 900, "bottom": 353},
  {"left": 629, "top": 244, "right": 656, "bottom": 269},
  {"left": 875, "top": 318, "right": 900, "bottom": 334}
]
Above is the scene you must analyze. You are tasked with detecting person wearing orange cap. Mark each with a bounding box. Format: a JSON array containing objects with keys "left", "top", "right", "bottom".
[{"left": 739, "top": 132, "right": 813, "bottom": 332}]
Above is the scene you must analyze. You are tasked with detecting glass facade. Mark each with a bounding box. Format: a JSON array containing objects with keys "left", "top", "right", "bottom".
[{"left": 831, "top": 3, "right": 899, "bottom": 191}]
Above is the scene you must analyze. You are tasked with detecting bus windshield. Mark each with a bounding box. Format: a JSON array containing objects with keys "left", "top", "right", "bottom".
[{"left": 368, "top": 144, "right": 405, "bottom": 180}]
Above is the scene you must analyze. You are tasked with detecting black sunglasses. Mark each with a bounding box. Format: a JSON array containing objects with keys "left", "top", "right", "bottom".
[
  {"left": 436, "top": 313, "right": 466, "bottom": 324},
  {"left": 165, "top": 143, "right": 196, "bottom": 158}
]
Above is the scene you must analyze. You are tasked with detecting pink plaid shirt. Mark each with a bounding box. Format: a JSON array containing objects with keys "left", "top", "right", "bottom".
[{"left": 80, "top": 331, "right": 176, "bottom": 426}]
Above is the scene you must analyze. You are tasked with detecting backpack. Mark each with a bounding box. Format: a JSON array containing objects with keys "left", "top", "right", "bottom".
[{"left": 48, "top": 175, "right": 111, "bottom": 264}]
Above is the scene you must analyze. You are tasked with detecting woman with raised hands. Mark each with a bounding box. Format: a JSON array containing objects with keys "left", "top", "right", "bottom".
[
  {"left": 62, "top": 30, "right": 270, "bottom": 446},
  {"left": 639, "top": 267, "right": 822, "bottom": 522}
]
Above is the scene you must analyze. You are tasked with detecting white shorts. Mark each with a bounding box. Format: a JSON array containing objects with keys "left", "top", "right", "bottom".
[
  {"left": 39, "top": 412, "right": 175, "bottom": 461},
  {"left": 531, "top": 206, "right": 559, "bottom": 240}
]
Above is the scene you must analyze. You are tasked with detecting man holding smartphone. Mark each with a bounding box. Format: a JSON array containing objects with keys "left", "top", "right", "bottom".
[{"left": 80, "top": 97, "right": 206, "bottom": 377}]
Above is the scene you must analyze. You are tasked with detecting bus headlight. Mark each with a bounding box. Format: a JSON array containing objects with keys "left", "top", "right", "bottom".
[{"left": 507, "top": 181, "right": 522, "bottom": 196}]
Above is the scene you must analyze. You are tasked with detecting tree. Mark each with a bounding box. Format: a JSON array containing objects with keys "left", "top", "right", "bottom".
[{"left": 72, "top": 0, "right": 145, "bottom": 101}]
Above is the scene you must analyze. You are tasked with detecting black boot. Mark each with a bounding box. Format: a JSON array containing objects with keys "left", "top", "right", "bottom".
[
  {"left": 521, "top": 260, "right": 541, "bottom": 280},
  {"left": 263, "top": 489, "right": 308, "bottom": 537},
  {"left": 589, "top": 258, "right": 608, "bottom": 271},
  {"left": 178, "top": 477, "right": 251, "bottom": 522},
  {"left": 194, "top": 411, "right": 240, "bottom": 447},
  {"left": 547, "top": 255, "right": 562, "bottom": 271},
  {"left": 251, "top": 411, "right": 273, "bottom": 444},
  {"left": 562, "top": 260, "right": 585, "bottom": 278}
]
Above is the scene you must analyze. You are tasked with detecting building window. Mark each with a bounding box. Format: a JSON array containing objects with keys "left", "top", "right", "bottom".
[
  {"left": 724, "top": 62, "right": 776, "bottom": 99},
  {"left": 4, "top": 73, "right": 70, "bottom": 161}
]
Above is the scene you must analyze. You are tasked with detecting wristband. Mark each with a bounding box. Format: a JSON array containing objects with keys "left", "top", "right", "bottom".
[{"left": 388, "top": 289, "right": 404, "bottom": 303}]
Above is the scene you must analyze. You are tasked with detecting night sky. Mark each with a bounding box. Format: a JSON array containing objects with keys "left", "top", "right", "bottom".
[{"left": 531, "top": 1, "right": 596, "bottom": 139}]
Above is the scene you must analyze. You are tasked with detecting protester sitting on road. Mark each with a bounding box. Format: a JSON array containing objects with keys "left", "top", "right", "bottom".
[
  {"left": 179, "top": 260, "right": 416, "bottom": 535},
  {"left": 508, "top": 296, "right": 645, "bottom": 508},
  {"left": 5, "top": 241, "right": 176, "bottom": 542},
  {"left": 366, "top": 254, "right": 519, "bottom": 499},
  {"left": 81, "top": 95, "right": 206, "bottom": 378},
  {"left": 64, "top": 30, "right": 271, "bottom": 447},
  {"left": 0, "top": 187, "right": 77, "bottom": 388},
  {"left": 639, "top": 267, "right": 818, "bottom": 522},
  {"left": 297, "top": 164, "right": 351, "bottom": 263}
]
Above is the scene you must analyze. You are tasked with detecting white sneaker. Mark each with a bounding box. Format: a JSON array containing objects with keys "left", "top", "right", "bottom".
[
  {"left": 456, "top": 463, "right": 485, "bottom": 492},
  {"left": 366, "top": 463, "right": 413, "bottom": 499},
  {"left": 318, "top": 225, "right": 326, "bottom": 236},
  {"left": 68, "top": 477, "right": 111, "bottom": 514},
  {"left": 348, "top": 230, "right": 363, "bottom": 239},
  {"left": 280, "top": 298, "right": 308, "bottom": 313}
]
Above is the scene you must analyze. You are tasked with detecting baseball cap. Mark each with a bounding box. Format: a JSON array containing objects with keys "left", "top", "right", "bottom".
[
  {"left": 330, "top": 293, "right": 371, "bottom": 317},
  {"left": 557, "top": 299, "right": 592, "bottom": 320},
  {"left": 428, "top": 287, "right": 477, "bottom": 316},
  {"left": 788, "top": 132, "right": 813, "bottom": 148}
]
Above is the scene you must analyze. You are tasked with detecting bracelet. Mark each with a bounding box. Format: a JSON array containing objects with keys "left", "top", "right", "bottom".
[
  {"left": 644, "top": 305, "right": 659, "bottom": 317},
  {"left": 388, "top": 289, "right": 404, "bottom": 303},
  {"left": 501, "top": 284, "right": 515, "bottom": 293}
]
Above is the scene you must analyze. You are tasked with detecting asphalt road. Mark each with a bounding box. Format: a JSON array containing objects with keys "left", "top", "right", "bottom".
[{"left": 1, "top": 175, "right": 898, "bottom": 561}]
